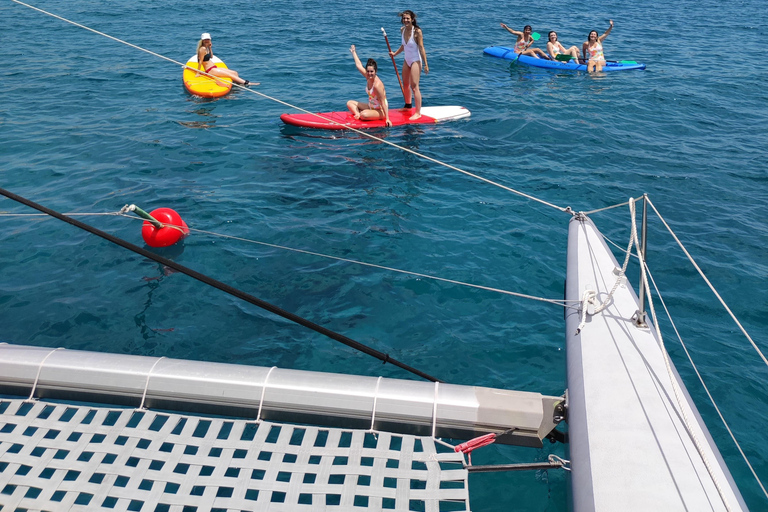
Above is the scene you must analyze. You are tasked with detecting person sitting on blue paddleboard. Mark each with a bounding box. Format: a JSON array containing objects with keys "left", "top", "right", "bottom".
[
  {"left": 547, "top": 31, "right": 581, "bottom": 63},
  {"left": 389, "top": 10, "right": 429, "bottom": 120},
  {"left": 195, "top": 33, "right": 255, "bottom": 87},
  {"left": 346, "top": 46, "right": 392, "bottom": 127},
  {"left": 499, "top": 24, "right": 549, "bottom": 59},
  {"left": 582, "top": 20, "right": 613, "bottom": 73}
]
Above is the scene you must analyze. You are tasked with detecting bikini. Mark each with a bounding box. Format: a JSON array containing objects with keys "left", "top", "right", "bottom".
[
  {"left": 366, "top": 81, "right": 382, "bottom": 110},
  {"left": 202, "top": 48, "right": 217, "bottom": 72},
  {"left": 401, "top": 28, "right": 422, "bottom": 67}
]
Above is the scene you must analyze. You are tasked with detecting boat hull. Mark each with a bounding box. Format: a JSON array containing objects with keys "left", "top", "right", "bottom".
[{"left": 564, "top": 214, "right": 746, "bottom": 511}]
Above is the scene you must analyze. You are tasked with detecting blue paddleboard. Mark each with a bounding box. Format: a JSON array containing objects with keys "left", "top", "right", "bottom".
[{"left": 483, "top": 46, "right": 646, "bottom": 71}]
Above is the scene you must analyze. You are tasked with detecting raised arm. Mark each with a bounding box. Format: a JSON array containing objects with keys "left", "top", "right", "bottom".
[
  {"left": 599, "top": 20, "right": 613, "bottom": 41},
  {"left": 500, "top": 23, "right": 523, "bottom": 38},
  {"left": 350, "top": 45, "right": 367, "bottom": 77}
]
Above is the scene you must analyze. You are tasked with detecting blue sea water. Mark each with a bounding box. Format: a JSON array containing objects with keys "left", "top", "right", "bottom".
[{"left": 2, "top": 0, "right": 767, "bottom": 509}]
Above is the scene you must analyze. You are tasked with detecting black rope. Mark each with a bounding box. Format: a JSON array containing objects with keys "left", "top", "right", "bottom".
[{"left": 0, "top": 188, "right": 442, "bottom": 383}]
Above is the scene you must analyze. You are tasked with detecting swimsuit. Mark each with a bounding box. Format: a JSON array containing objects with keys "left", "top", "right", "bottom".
[
  {"left": 401, "top": 28, "right": 422, "bottom": 67},
  {"left": 587, "top": 41, "right": 605, "bottom": 62},
  {"left": 514, "top": 37, "right": 532, "bottom": 54},
  {"left": 202, "top": 48, "right": 217, "bottom": 72},
  {"left": 366, "top": 81, "right": 382, "bottom": 110}
]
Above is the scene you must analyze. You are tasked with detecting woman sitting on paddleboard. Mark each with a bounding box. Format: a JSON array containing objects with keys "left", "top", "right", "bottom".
[
  {"left": 346, "top": 46, "right": 392, "bottom": 127},
  {"left": 195, "top": 33, "right": 253, "bottom": 86},
  {"left": 547, "top": 31, "right": 581, "bottom": 63},
  {"left": 582, "top": 20, "right": 613, "bottom": 72},
  {"left": 500, "top": 24, "right": 549, "bottom": 59},
  {"left": 389, "top": 10, "right": 428, "bottom": 120}
]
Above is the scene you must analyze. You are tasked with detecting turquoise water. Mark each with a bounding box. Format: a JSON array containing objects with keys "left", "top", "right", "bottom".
[{"left": 2, "top": 0, "right": 767, "bottom": 509}]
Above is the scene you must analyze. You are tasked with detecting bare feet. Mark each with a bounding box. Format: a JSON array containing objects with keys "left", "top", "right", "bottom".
[{"left": 409, "top": 112, "right": 422, "bottom": 121}]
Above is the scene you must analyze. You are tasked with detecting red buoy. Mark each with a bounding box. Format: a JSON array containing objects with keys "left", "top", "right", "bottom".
[{"left": 141, "top": 208, "right": 189, "bottom": 248}]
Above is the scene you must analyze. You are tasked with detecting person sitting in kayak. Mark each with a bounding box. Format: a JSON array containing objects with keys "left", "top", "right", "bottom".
[
  {"left": 346, "top": 45, "right": 392, "bottom": 127},
  {"left": 195, "top": 32, "right": 255, "bottom": 87},
  {"left": 499, "top": 24, "right": 549, "bottom": 59},
  {"left": 582, "top": 20, "right": 613, "bottom": 72},
  {"left": 547, "top": 31, "right": 581, "bottom": 63}
]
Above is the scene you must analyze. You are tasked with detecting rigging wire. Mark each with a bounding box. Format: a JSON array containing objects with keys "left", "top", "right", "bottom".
[
  {"left": 626, "top": 198, "right": 734, "bottom": 511},
  {"left": 644, "top": 261, "right": 768, "bottom": 500},
  {"left": 645, "top": 197, "right": 767, "bottom": 369},
  {"left": 10, "top": 0, "right": 571, "bottom": 214},
  {"left": 184, "top": 225, "right": 578, "bottom": 309},
  {"left": 0, "top": 210, "right": 579, "bottom": 309},
  {"left": 0, "top": 187, "right": 442, "bottom": 383},
  {"left": 581, "top": 195, "right": 644, "bottom": 216}
]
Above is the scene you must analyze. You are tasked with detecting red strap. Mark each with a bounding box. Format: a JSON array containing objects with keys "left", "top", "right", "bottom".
[{"left": 454, "top": 433, "right": 497, "bottom": 454}]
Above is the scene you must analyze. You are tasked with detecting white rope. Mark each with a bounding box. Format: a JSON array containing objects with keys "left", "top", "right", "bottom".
[
  {"left": 138, "top": 356, "right": 166, "bottom": 410},
  {"left": 11, "top": 0, "right": 571, "bottom": 215},
  {"left": 547, "top": 454, "right": 571, "bottom": 472},
  {"left": 588, "top": 202, "right": 636, "bottom": 316},
  {"left": 256, "top": 366, "right": 277, "bottom": 422},
  {"left": 645, "top": 261, "right": 768, "bottom": 500},
  {"left": 629, "top": 200, "right": 734, "bottom": 512},
  {"left": 646, "top": 197, "right": 767, "bottom": 368},
  {"left": 26, "top": 347, "right": 61, "bottom": 401},
  {"left": 575, "top": 289, "right": 595, "bottom": 335},
  {"left": 432, "top": 437, "right": 458, "bottom": 450},
  {"left": 369, "top": 376, "right": 383, "bottom": 432}
]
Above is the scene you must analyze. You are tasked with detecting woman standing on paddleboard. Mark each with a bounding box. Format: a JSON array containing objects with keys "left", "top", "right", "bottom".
[
  {"left": 346, "top": 46, "right": 392, "bottom": 127},
  {"left": 582, "top": 20, "right": 613, "bottom": 72},
  {"left": 499, "top": 24, "right": 549, "bottom": 59},
  {"left": 195, "top": 33, "right": 253, "bottom": 86},
  {"left": 389, "top": 10, "right": 428, "bottom": 120}
]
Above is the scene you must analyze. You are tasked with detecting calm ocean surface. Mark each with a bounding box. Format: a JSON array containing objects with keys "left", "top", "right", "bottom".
[{"left": 2, "top": 0, "right": 767, "bottom": 509}]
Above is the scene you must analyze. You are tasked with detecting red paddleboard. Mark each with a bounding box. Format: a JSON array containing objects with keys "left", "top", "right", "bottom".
[{"left": 280, "top": 106, "right": 470, "bottom": 130}]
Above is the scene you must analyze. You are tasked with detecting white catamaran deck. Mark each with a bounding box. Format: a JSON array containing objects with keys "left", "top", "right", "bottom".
[{"left": 565, "top": 214, "right": 747, "bottom": 511}]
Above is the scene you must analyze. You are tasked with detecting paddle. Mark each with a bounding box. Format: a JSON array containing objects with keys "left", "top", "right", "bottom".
[
  {"left": 511, "top": 32, "right": 540, "bottom": 65},
  {"left": 381, "top": 27, "right": 406, "bottom": 102}
]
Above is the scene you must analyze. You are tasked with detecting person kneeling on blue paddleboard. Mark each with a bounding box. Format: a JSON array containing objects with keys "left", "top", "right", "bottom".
[
  {"left": 547, "top": 31, "right": 582, "bottom": 63},
  {"left": 346, "top": 45, "right": 392, "bottom": 127},
  {"left": 196, "top": 32, "right": 256, "bottom": 87},
  {"left": 500, "top": 23, "right": 550, "bottom": 59}
]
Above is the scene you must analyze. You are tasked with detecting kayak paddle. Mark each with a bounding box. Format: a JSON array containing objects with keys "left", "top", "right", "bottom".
[{"left": 381, "top": 27, "right": 406, "bottom": 102}]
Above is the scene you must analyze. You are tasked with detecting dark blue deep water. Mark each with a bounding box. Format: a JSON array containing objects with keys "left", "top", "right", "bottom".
[{"left": 2, "top": 0, "right": 767, "bottom": 509}]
